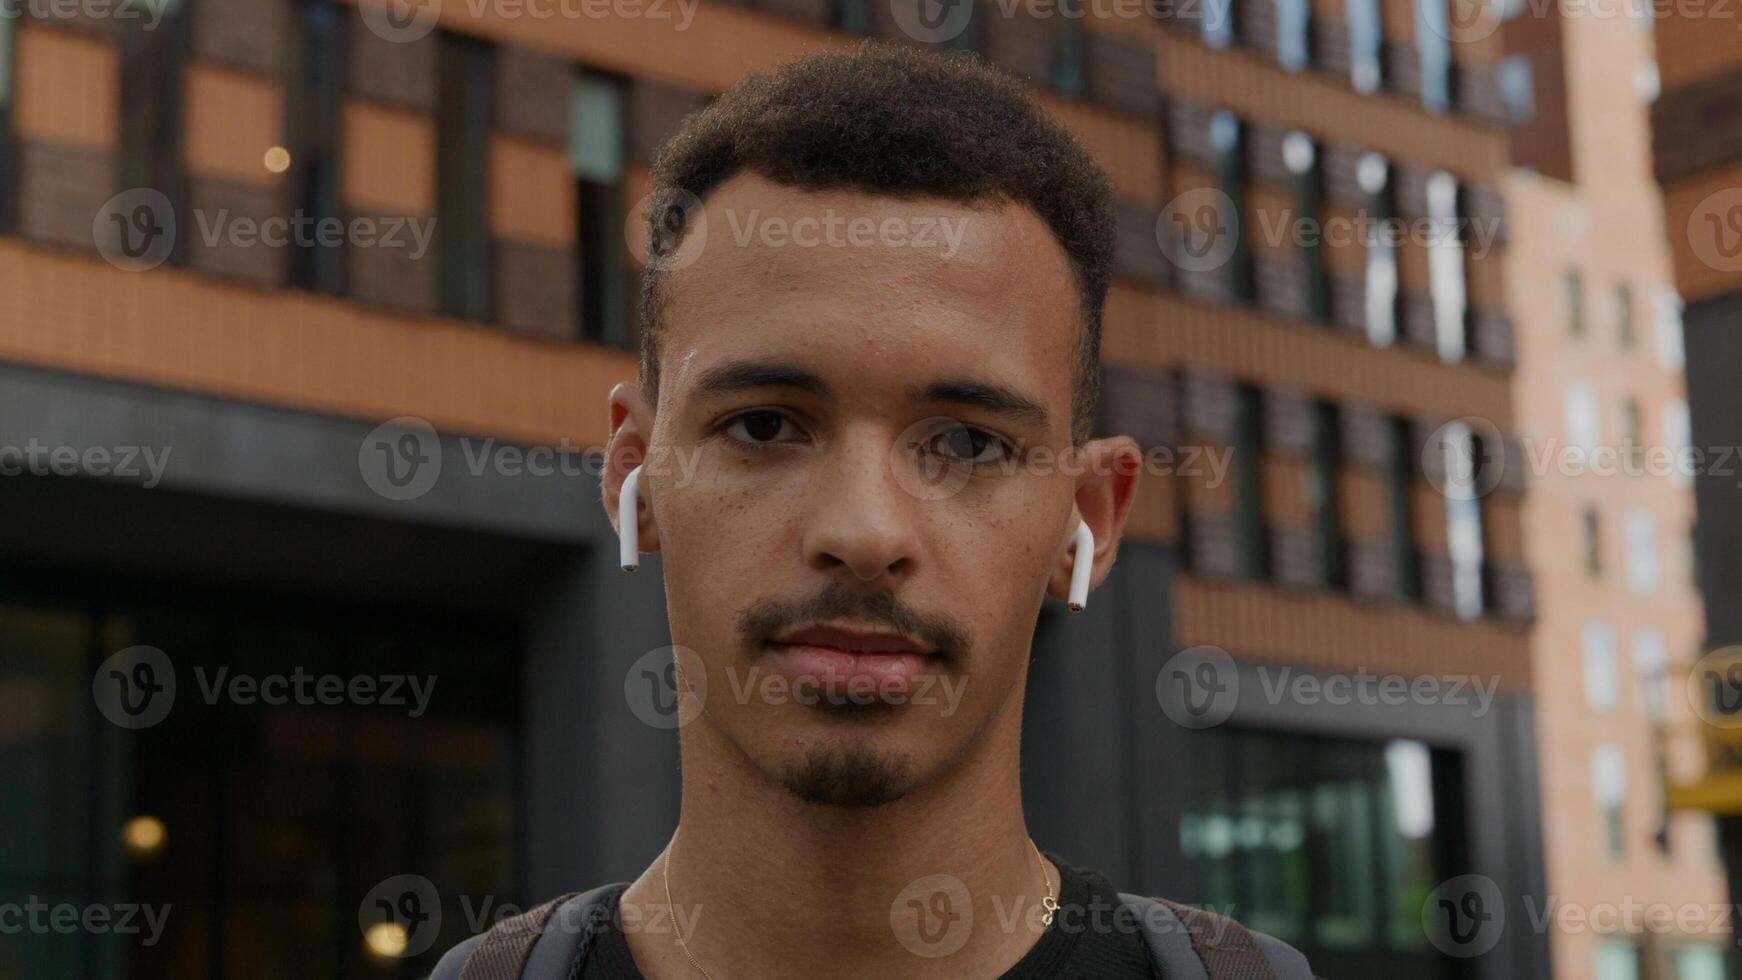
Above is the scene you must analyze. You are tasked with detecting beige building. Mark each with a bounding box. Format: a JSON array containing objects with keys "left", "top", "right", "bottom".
[{"left": 1506, "top": 1, "right": 1729, "bottom": 977}]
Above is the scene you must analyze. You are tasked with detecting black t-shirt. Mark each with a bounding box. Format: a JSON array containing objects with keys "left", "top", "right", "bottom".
[{"left": 578, "top": 852, "right": 1158, "bottom": 979}]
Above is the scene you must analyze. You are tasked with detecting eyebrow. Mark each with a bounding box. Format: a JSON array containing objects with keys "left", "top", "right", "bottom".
[{"left": 690, "top": 358, "right": 1052, "bottom": 429}]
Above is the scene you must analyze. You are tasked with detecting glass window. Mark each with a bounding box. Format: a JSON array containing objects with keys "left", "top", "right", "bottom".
[
  {"left": 572, "top": 73, "right": 631, "bottom": 347},
  {"left": 835, "top": 0, "right": 872, "bottom": 35},
  {"left": 1310, "top": 401, "right": 1345, "bottom": 587},
  {"left": 1656, "top": 289, "right": 1686, "bottom": 370},
  {"left": 1053, "top": 14, "right": 1086, "bottom": 97},
  {"left": 1416, "top": 0, "right": 1452, "bottom": 113},
  {"left": 1582, "top": 621, "right": 1619, "bottom": 713},
  {"left": 1357, "top": 154, "right": 1399, "bottom": 347},
  {"left": 1425, "top": 172, "right": 1467, "bottom": 363},
  {"left": 1615, "top": 283, "right": 1636, "bottom": 349},
  {"left": 1234, "top": 384, "right": 1268, "bottom": 579},
  {"left": 1276, "top": 0, "right": 1310, "bottom": 71},
  {"left": 0, "top": 9, "right": 14, "bottom": 233},
  {"left": 287, "top": 0, "right": 346, "bottom": 294},
  {"left": 1663, "top": 399, "right": 1692, "bottom": 487},
  {"left": 1182, "top": 730, "right": 1458, "bottom": 973},
  {"left": 1284, "top": 132, "right": 1327, "bottom": 321},
  {"left": 1595, "top": 939, "right": 1643, "bottom": 980},
  {"left": 1497, "top": 54, "right": 1534, "bottom": 124},
  {"left": 436, "top": 33, "right": 495, "bottom": 321},
  {"left": 1675, "top": 943, "right": 1728, "bottom": 980},
  {"left": 1212, "top": 111, "right": 1255, "bottom": 303},
  {"left": 1624, "top": 507, "right": 1659, "bottom": 596},
  {"left": 1441, "top": 420, "right": 1485, "bottom": 619},
  {"left": 1384, "top": 416, "right": 1420, "bottom": 599},
  {"left": 118, "top": 0, "right": 191, "bottom": 266},
  {"left": 1633, "top": 629, "right": 1667, "bottom": 722},
  {"left": 1592, "top": 744, "right": 1628, "bottom": 858},
  {"left": 1346, "top": 0, "right": 1383, "bottom": 93},
  {"left": 1203, "top": 0, "right": 1238, "bottom": 47},
  {"left": 1582, "top": 505, "right": 1603, "bottom": 577},
  {"left": 1566, "top": 269, "right": 1586, "bottom": 338},
  {"left": 1622, "top": 398, "right": 1644, "bottom": 471},
  {"left": 1565, "top": 381, "right": 1601, "bottom": 453}
]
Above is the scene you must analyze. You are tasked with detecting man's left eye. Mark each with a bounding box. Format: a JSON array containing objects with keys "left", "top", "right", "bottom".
[{"left": 924, "top": 424, "right": 1016, "bottom": 465}]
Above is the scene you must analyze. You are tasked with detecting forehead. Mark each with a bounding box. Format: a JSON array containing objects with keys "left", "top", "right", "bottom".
[{"left": 655, "top": 173, "right": 1080, "bottom": 425}]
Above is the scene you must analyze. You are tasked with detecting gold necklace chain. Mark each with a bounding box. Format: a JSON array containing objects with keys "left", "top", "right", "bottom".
[{"left": 660, "top": 839, "right": 1058, "bottom": 980}]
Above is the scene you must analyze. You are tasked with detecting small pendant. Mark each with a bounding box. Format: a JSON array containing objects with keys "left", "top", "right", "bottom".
[{"left": 1041, "top": 895, "right": 1059, "bottom": 927}]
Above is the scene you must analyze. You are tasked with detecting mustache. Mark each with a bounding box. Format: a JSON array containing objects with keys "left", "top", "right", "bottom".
[{"left": 737, "top": 580, "right": 972, "bottom": 657}]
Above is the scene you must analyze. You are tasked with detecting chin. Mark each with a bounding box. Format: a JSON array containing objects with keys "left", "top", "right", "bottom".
[{"left": 774, "top": 740, "right": 923, "bottom": 808}]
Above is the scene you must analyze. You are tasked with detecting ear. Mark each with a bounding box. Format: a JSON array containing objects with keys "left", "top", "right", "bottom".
[
  {"left": 1046, "top": 436, "right": 1143, "bottom": 608},
  {"left": 602, "top": 381, "right": 663, "bottom": 561}
]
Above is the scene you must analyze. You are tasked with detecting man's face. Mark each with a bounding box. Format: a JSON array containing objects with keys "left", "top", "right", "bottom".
[{"left": 642, "top": 173, "right": 1085, "bottom": 807}]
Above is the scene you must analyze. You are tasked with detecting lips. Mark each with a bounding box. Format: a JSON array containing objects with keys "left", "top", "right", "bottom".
[{"left": 764, "top": 624, "right": 943, "bottom": 697}]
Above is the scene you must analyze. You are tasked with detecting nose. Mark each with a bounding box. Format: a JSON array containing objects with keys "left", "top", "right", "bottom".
[{"left": 801, "top": 425, "right": 921, "bottom": 589}]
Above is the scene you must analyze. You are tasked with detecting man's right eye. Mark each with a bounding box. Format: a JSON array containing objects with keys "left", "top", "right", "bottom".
[{"left": 720, "top": 410, "right": 802, "bottom": 447}]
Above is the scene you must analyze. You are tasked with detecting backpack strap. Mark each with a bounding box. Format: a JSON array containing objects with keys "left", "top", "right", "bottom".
[
  {"left": 1119, "top": 893, "right": 1314, "bottom": 980},
  {"left": 429, "top": 883, "right": 629, "bottom": 980}
]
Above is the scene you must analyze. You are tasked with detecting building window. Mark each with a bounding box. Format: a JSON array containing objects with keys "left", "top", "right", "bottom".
[
  {"left": 1384, "top": 416, "right": 1420, "bottom": 599},
  {"left": 1566, "top": 269, "right": 1585, "bottom": 338},
  {"left": 572, "top": 73, "right": 630, "bottom": 347},
  {"left": 1357, "top": 153, "right": 1399, "bottom": 347},
  {"left": 1203, "top": 0, "right": 1238, "bottom": 47},
  {"left": 1656, "top": 289, "right": 1686, "bottom": 370},
  {"left": 436, "top": 33, "right": 495, "bottom": 321},
  {"left": 1211, "top": 111, "right": 1255, "bottom": 303},
  {"left": 119, "top": 0, "right": 192, "bottom": 267},
  {"left": 1621, "top": 397, "right": 1644, "bottom": 471},
  {"left": 1663, "top": 399, "right": 1692, "bottom": 487},
  {"left": 1496, "top": 54, "right": 1535, "bottom": 124},
  {"left": 1582, "top": 505, "right": 1602, "bottom": 577},
  {"left": 1633, "top": 629, "right": 1667, "bottom": 722},
  {"left": 1283, "top": 132, "right": 1327, "bottom": 321},
  {"left": 1181, "top": 730, "right": 1462, "bottom": 971},
  {"left": 1052, "top": 12, "right": 1086, "bottom": 97},
  {"left": 1624, "top": 507, "right": 1659, "bottom": 596},
  {"left": 1424, "top": 172, "right": 1466, "bottom": 363},
  {"left": 1595, "top": 938, "right": 1643, "bottom": 980},
  {"left": 1614, "top": 282, "right": 1636, "bottom": 350},
  {"left": 1674, "top": 943, "right": 1728, "bottom": 980},
  {"left": 0, "top": 10, "right": 15, "bottom": 234},
  {"left": 1592, "top": 744, "right": 1628, "bottom": 859},
  {"left": 1234, "top": 384, "right": 1268, "bottom": 580},
  {"left": 1565, "top": 381, "right": 1601, "bottom": 454},
  {"left": 1276, "top": 0, "right": 1310, "bottom": 70},
  {"left": 1440, "top": 420, "right": 1485, "bottom": 619},
  {"left": 286, "top": 0, "right": 346, "bottom": 295},
  {"left": 1347, "top": 0, "right": 1382, "bottom": 92},
  {"left": 1310, "top": 401, "right": 1346, "bottom": 588},
  {"left": 1582, "top": 620, "right": 1619, "bottom": 713},
  {"left": 835, "top": 0, "right": 872, "bottom": 35},
  {"left": 1416, "top": 0, "right": 1452, "bottom": 113}
]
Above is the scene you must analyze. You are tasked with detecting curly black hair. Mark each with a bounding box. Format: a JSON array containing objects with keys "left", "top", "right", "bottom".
[{"left": 637, "top": 41, "right": 1117, "bottom": 447}]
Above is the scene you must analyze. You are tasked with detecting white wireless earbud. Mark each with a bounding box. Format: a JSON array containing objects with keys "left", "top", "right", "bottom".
[
  {"left": 619, "top": 463, "right": 644, "bottom": 572},
  {"left": 1067, "top": 519, "right": 1093, "bottom": 612}
]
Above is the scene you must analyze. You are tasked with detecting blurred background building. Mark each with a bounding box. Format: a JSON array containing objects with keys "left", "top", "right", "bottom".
[{"left": 0, "top": 0, "right": 1729, "bottom": 977}]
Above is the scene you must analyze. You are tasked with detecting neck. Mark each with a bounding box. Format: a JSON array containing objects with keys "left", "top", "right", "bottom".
[{"left": 621, "top": 701, "right": 1055, "bottom": 980}]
